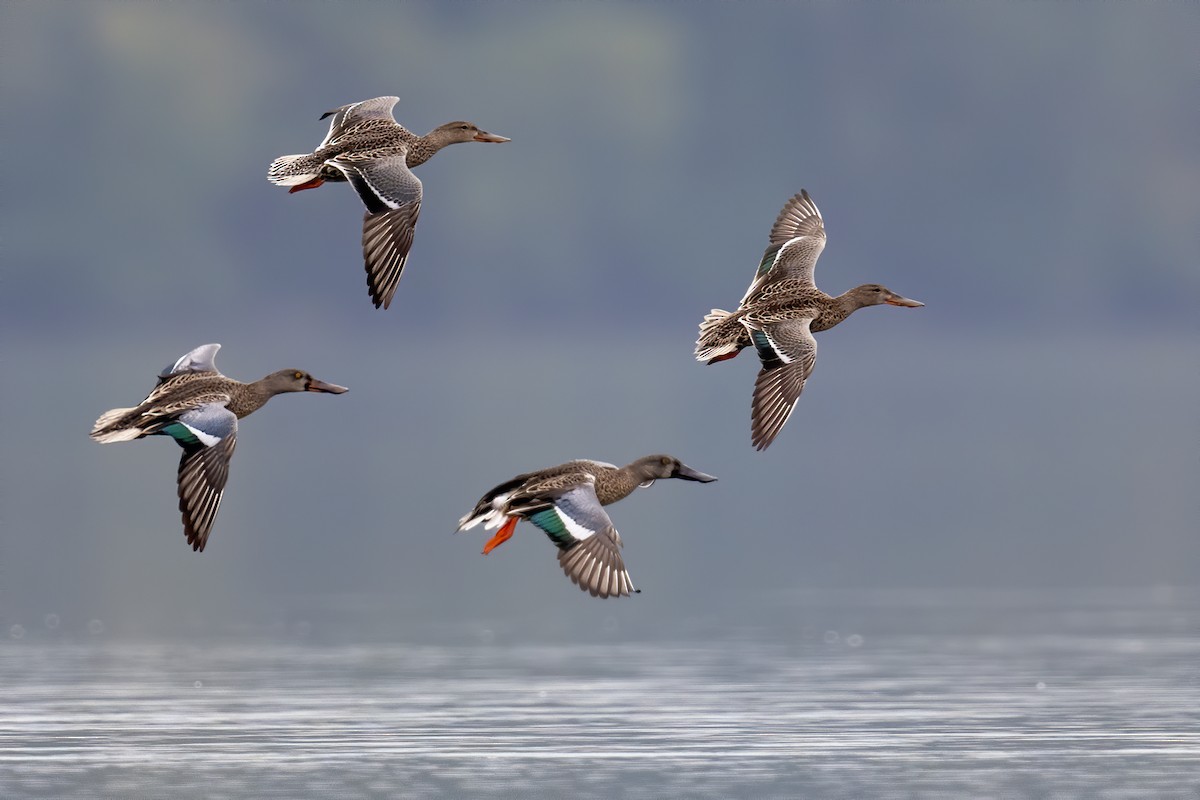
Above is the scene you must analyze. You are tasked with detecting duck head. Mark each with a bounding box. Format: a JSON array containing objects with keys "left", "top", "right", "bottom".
[
  {"left": 630, "top": 455, "right": 718, "bottom": 488},
  {"left": 847, "top": 284, "right": 924, "bottom": 309},
  {"left": 429, "top": 121, "right": 511, "bottom": 145},
  {"left": 261, "top": 369, "right": 349, "bottom": 396}
]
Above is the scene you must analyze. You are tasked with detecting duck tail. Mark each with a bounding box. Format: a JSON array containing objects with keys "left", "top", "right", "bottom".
[
  {"left": 695, "top": 309, "right": 746, "bottom": 364},
  {"left": 267, "top": 153, "right": 323, "bottom": 187},
  {"left": 457, "top": 506, "right": 506, "bottom": 532},
  {"left": 457, "top": 490, "right": 515, "bottom": 532},
  {"left": 90, "top": 407, "right": 143, "bottom": 443},
  {"left": 457, "top": 510, "right": 487, "bottom": 531}
]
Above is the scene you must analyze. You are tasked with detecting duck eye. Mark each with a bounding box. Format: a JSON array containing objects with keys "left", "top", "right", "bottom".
[{"left": 294, "top": 371, "right": 304, "bottom": 379}]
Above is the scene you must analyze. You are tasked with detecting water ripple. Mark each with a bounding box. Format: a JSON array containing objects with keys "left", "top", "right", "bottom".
[{"left": 2, "top": 628, "right": 1199, "bottom": 798}]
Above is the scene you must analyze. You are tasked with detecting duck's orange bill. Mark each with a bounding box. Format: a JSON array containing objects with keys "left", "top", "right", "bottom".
[
  {"left": 482, "top": 517, "right": 519, "bottom": 555},
  {"left": 288, "top": 177, "right": 325, "bottom": 194}
]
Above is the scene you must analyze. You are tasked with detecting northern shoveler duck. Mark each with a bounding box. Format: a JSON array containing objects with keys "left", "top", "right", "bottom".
[
  {"left": 267, "top": 96, "right": 509, "bottom": 309},
  {"left": 695, "top": 190, "right": 923, "bottom": 450},
  {"left": 457, "top": 455, "right": 717, "bottom": 598},
  {"left": 90, "top": 344, "right": 348, "bottom": 551}
]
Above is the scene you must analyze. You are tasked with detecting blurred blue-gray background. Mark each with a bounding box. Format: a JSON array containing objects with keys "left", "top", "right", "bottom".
[{"left": 3, "top": 2, "right": 1197, "bottom": 642}]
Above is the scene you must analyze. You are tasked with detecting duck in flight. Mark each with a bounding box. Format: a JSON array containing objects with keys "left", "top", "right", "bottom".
[
  {"left": 90, "top": 344, "right": 348, "bottom": 551},
  {"left": 695, "top": 190, "right": 923, "bottom": 450},
  {"left": 458, "top": 455, "right": 717, "bottom": 598},
  {"left": 268, "top": 96, "right": 509, "bottom": 309}
]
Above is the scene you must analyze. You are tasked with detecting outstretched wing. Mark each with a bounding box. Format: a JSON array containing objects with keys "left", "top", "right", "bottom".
[
  {"left": 328, "top": 154, "right": 424, "bottom": 309},
  {"left": 748, "top": 318, "right": 818, "bottom": 451},
  {"left": 166, "top": 404, "right": 238, "bottom": 552},
  {"left": 767, "top": 189, "right": 826, "bottom": 250},
  {"left": 318, "top": 96, "right": 400, "bottom": 148},
  {"left": 742, "top": 190, "right": 827, "bottom": 300},
  {"left": 525, "top": 483, "right": 637, "bottom": 599},
  {"left": 159, "top": 343, "right": 222, "bottom": 381}
]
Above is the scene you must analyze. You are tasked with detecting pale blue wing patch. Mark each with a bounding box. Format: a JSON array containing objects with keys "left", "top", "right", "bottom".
[
  {"left": 527, "top": 485, "right": 636, "bottom": 598},
  {"left": 161, "top": 344, "right": 221, "bottom": 378},
  {"left": 172, "top": 404, "right": 238, "bottom": 551},
  {"left": 527, "top": 485, "right": 614, "bottom": 549},
  {"left": 161, "top": 404, "right": 237, "bottom": 449}
]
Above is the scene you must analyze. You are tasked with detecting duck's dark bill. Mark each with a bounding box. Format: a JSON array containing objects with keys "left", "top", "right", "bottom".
[
  {"left": 885, "top": 295, "right": 924, "bottom": 308},
  {"left": 306, "top": 379, "right": 349, "bottom": 394},
  {"left": 674, "top": 464, "right": 718, "bottom": 482},
  {"left": 473, "top": 131, "right": 511, "bottom": 143}
]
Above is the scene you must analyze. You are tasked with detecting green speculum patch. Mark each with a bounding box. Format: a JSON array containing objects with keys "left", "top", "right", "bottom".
[
  {"left": 530, "top": 509, "right": 573, "bottom": 546},
  {"left": 751, "top": 330, "right": 775, "bottom": 360},
  {"left": 757, "top": 246, "right": 781, "bottom": 276},
  {"left": 161, "top": 422, "right": 201, "bottom": 446}
]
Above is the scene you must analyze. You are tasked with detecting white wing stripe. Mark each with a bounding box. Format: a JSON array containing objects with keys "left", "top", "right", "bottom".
[
  {"left": 182, "top": 423, "right": 222, "bottom": 448},
  {"left": 556, "top": 506, "right": 596, "bottom": 541},
  {"left": 331, "top": 163, "right": 404, "bottom": 210},
  {"left": 764, "top": 330, "right": 793, "bottom": 364}
]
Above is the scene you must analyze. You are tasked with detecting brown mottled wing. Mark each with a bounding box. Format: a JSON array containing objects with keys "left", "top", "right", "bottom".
[
  {"left": 515, "top": 470, "right": 594, "bottom": 502},
  {"left": 142, "top": 380, "right": 231, "bottom": 420},
  {"left": 328, "top": 154, "right": 423, "bottom": 309},
  {"left": 748, "top": 318, "right": 818, "bottom": 451},
  {"left": 176, "top": 422, "right": 237, "bottom": 552},
  {"left": 744, "top": 190, "right": 827, "bottom": 299},
  {"left": 318, "top": 96, "right": 399, "bottom": 148}
]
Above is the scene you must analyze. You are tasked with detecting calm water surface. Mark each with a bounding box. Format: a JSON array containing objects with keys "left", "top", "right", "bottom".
[{"left": 3, "top": 589, "right": 1199, "bottom": 798}]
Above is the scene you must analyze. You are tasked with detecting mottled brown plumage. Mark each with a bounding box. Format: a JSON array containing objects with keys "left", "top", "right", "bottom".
[
  {"left": 90, "top": 344, "right": 348, "bottom": 552},
  {"left": 457, "top": 455, "right": 717, "bottom": 598},
  {"left": 695, "top": 190, "right": 923, "bottom": 450},
  {"left": 268, "top": 96, "right": 509, "bottom": 309}
]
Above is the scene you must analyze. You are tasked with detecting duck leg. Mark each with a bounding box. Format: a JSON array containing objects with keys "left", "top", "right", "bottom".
[
  {"left": 482, "top": 516, "right": 519, "bottom": 555},
  {"left": 288, "top": 176, "right": 325, "bottom": 193}
]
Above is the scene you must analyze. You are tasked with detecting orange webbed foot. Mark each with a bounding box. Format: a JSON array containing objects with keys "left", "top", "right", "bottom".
[
  {"left": 707, "top": 350, "right": 740, "bottom": 364},
  {"left": 482, "top": 517, "right": 518, "bottom": 555},
  {"left": 288, "top": 177, "right": 325, "bottom": 194}
]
